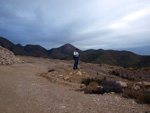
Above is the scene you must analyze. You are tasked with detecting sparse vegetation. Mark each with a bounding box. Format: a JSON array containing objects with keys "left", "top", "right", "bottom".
[
  {"left": 81, "top": 78, "right": 122, "bottom": 94},
  {"left": 103, "top": 76, "right": 107, "bottom": 81},
  {"left": 109, "top": 70, "right": 135, "bottom": 81},
  {"left": 99, "top": 80, "right": 122, "bottom": 94},
  {"left": 109, "top": 70, "right": 120, "bottom": 76},
  {"left": 144, "top": 67, "right": 150, "bottom": 71},
  {"left": 96, "top": 72, "right": 99, "bottom": 76},
  {"left": 84, "top": 82, "right": 100, "bottom": 94},
  {"left": 108, "top": 71, "right": 112, "bottom": 75},
  {"left": 99, "top": 63, "right": 102, "bottom": 67},
  {"left": 82, "top": 78, "right": 150, "bottom": 104},
  {"left": 81, "top": 78, "right": 101, "bottom": 86},
  {"left": 123, "top": 86, "right": 150, "bottom": 104},
  {"left": 133, "top": 67, "right": 141, "bottom": 70},
  {"left": 123, "top": 65, "right": 130, "bottom": 69}
]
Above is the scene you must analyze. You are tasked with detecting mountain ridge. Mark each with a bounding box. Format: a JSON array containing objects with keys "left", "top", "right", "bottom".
[{"left": 0, "top": 37, "right": 150, "bottom": 67}]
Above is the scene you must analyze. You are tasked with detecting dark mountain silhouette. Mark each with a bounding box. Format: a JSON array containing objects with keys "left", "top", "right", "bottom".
[
  {"left": 0, "top": 37, "right": 49, "bottom": 57},
  {"left": 48, "top": 43, "right": 77, "bottom": 59},
  {"left": 23, "top": 44, "right": 48, "bottom": 57},
  {"left": 0, "top": 37, "right": 26, "bottom": 55},
  {"left": 0, "top": 37, "right": 15, "bottom": 49},
  {"left": 80, "top": 50, "right": 142, "bottom": 67},
  {"left": 0, "top": 37, "right": 150, "bottom": 67},
  {"left": 16, "top": 43, "right": 24, "bottom": 49}
]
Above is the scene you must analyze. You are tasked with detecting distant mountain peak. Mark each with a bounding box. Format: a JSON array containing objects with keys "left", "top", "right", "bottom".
[
  {"left": 63, "top": 43, "right": 73, "bottom": 46},
  {"left": 24, "top": 44, "right": 47, "bottom": 51},
  {"left": 59, "top": 43, "right": 77, "bottom": 50},
  {"left": 61, "top": 43, "right": 75, "bottom": 48}
]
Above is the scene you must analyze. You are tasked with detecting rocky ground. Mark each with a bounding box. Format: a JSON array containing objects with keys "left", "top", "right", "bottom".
[
  {"left": 0, "top": 56, "right": 150, "bottom": 113},
  {"left": 0, "top": 46, "right": 21, "bottom": 65}
]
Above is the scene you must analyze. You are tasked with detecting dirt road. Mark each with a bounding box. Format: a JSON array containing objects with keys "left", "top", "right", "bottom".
[{"left": 0, "top": 57, "right": 149, "bottom": 113}]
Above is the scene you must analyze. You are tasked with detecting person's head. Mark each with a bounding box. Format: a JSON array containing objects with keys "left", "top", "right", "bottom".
[{"left": 75, "top": 48, "right": 79, "bottom": 51}]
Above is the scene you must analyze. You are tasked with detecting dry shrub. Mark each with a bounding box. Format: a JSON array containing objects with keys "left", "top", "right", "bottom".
[
  {"left": 123, "top": 87, "right": 150, "bottom": 104},
  {"left": 99, "top": 80, "right": 122, "bottom": 94},
  {"left": 85, "top": 82, "right": 101, "bottom": 94},
  {"left": 82, "top": 78, "right": 150, "bottom": 104},
  {"left": 81, "top": 78, "right": 101, "bottom": 86},
  {"left": 82, "top": 78, "right": 122, "bottom": 94}
]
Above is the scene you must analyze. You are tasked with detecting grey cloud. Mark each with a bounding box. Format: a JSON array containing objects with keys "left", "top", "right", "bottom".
[
  {"left": 117, "top": 46, "right": 150, "bottom": 55},
  {"left": 0, "top": 0, "right": 150, "bottom": 55}
]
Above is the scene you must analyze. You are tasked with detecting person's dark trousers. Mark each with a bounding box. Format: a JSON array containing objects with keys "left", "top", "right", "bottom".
[{"left": 73, "top": 57, "right": 78, "bottom": 69}]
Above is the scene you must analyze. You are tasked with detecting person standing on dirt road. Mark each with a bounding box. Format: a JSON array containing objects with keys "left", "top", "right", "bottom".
[{"left": 73, "top": 48, "right": 79, "bottom": 69}]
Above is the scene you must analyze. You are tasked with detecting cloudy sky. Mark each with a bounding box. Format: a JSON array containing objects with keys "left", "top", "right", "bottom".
[{"left": 0, "top": 0, "right": 150, "bottom": 55}]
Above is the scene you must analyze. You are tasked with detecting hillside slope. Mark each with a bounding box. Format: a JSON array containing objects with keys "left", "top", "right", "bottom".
[
  {"left": 0, "top": 56, "right": 149, "bottom": 113},
  {"left": 48, "top": 43, "right": 76, "bottom": 59},
  {"left": 0, "top": 37, "right": 150, "bottom": 67},
  {"left": 80, "top": 50, "right": 143, "bottom": 67}
]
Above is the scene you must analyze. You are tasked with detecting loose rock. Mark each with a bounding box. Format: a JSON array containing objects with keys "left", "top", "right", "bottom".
[
  {"left": 142, "top": 81, "right": 150, "bottom": 87},
  {"left": 64, "top": 75, "right": 70, "bottom": 81},
  {"left": 0, "top": 46, "right": 21, "bottom": 65},
  {"left": 116, "top": 81, "right": 127, "bottom": 88}
]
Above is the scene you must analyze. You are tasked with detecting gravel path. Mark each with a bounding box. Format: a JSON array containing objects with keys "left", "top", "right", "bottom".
[{"left": 0, "top": 56, "right": 150, "bottom": 113}]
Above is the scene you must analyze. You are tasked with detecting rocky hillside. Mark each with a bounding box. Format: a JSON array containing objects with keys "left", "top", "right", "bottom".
[
  {"left": 0, "top": 37, "right": 150, "bottom": 67},
  {"left": 79, "top": 50, "right": 143, "bottom": 67},
  {"left": 48, "top": 43, "right": 77, "bottom": 59},
  {"left": 0, "top": 46, "right": 20, "bottom": 65}
]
